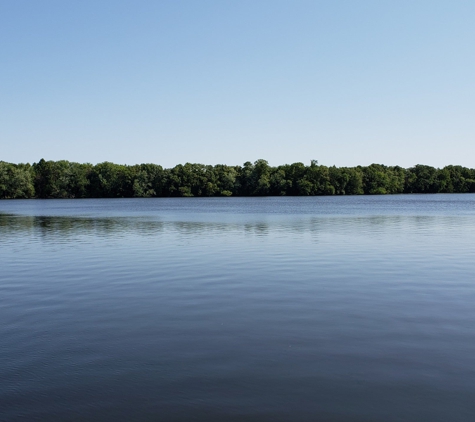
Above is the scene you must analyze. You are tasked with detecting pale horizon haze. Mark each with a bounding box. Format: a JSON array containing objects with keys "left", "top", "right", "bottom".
[{"left": 1, "top": 0, "right": 474, "bottom": 169}]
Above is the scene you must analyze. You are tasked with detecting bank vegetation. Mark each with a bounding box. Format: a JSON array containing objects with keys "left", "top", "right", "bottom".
[{"left": 1, "top": 159, "right": 475, "bottom": 199}]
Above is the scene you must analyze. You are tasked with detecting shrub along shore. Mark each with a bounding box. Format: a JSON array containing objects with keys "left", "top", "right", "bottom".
[{"left": 1, "top": 159, "right": 475, "bottom": 199}]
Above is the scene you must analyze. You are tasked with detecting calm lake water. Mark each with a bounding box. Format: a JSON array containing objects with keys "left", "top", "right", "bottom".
[{"left": 1, "top": 195, "right": 475, "bottom": 421}]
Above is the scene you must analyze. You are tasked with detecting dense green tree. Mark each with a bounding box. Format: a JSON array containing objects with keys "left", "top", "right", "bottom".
[
  {"left": 405, "top": 165, "right": 439, "bottom": 193},
  {"left": 88, "top": 162, "right": 135, "bottom": 198},
  {"left": 2, "top": 159, "right": 475, "bottom": 199},
  {"left": 269, "top": 167, "right": 291, "bottom": 196},
  {"left": 0, "top": 162, "right": 35, "bottom": 198},
  {"left": 33, "top": 159, "right": 73, "bottom": 198},
  {"left": 441, "top": 165, "right": 474, "bottom": 193},
  {"left": 252, "top": 159, "right": 271, "bottom": 195},
  {"left": 214, "top": 164, "right": 238, "bottom": 196},
  {"left": 131, "top": 164, "right": 164, "bottom": 197},
  {"left": 66, "top": 162, "right": 93, "bottom": 198},
  {"left": 306, "top": 164, "right": 334, "bottom": 195},
  {"left": 343, "top": 167, "right": 364, "bottom": 195},
  {"left": 362, "top": 164, "right": 390, "bottom": 194},
  {"left": 235, "top": 161, "right": 254, "bottom": 196},
  {"left": 164, "top": 163, "right": 212, "bottom": 197}
]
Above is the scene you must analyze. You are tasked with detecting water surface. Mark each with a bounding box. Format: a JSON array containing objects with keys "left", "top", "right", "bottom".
[{"left": 1, "top": 196, "right": 475, "bottom": 421}]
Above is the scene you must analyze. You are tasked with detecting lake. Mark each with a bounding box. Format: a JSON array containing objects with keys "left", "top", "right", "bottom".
[{"left": 1, "top": 195, "right": 475, "bottom": 421}]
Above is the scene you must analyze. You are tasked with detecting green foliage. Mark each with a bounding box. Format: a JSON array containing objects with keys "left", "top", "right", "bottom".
[
  {"left": 404, "top": 165, "right": 439, "bottom": 193},
  {"left": 0, "top": 162, "right": 35, "bottom": 198},
  {"left": 1, "top": 159, "right": 475, "bottom": 199}
]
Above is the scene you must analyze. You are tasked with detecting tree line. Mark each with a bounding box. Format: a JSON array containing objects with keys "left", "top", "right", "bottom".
[{"left": 1, "top": 159, "right": 475, "bottom": 199}]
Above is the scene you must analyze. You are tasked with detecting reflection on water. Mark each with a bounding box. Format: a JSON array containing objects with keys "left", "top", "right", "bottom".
[
  {"left": 1, "top": 212, "right": 473, "bottom": 241},
  {"left": 1, "top": 196, "right": 475, "bottom": 422}
]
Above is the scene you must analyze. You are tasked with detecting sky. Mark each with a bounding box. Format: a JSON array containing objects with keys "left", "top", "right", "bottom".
[{"left": 1, "top": 0, "right": 474, "bottom": 168}]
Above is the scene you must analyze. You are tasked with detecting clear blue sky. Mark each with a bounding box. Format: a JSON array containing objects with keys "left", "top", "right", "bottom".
[{"left": 1, "top": 0, "right": 474, "bottom": 168}]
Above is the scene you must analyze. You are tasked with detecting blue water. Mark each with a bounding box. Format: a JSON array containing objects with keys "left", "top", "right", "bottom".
[{"left": 1, "top": 195, "right": 475, "bottom": 421}]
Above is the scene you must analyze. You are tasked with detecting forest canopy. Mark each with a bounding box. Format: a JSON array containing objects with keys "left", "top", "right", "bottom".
[{"left": 1, "top": 159, "right": 475, "bottom": 199}]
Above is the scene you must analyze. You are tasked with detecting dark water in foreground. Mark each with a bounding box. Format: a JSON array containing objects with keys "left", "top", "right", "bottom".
[{"left": 1, "top": 195, "right": 475, "bottom": 422}]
